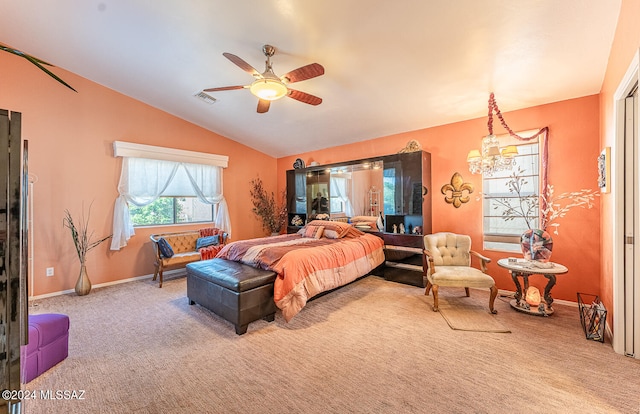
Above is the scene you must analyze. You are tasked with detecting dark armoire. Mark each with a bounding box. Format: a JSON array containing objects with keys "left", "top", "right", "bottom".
[{"left": 0, "top": 109, "right": 28, "bottom": 413}]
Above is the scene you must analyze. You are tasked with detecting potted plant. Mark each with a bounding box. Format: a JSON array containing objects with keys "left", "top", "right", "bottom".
[
  {"left": 492, "top": 167, "right": 599, "bottom": 261},
  {"left": 249, "top": 177, "right": 287, "bottom": 235},
  {"left": 63, "top": 204, "right": 111, "bottom": 295}
]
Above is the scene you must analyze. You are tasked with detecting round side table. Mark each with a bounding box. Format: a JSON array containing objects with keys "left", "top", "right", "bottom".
[{"left": 497, "top": 258, "right": 568, "bottom": 316}]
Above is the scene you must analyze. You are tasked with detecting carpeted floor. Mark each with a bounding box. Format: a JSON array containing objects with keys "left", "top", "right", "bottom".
[
  {"left": 22, "top": 275, "right": 640, "bottom": 414},
  {"left": 437, "top": 296, "right": 511, "bottom": 333}
]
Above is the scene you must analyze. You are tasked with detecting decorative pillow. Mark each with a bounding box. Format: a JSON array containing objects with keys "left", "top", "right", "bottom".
[
  {"left": 307, "top": 220, "right": 352, "bottom": 238},
  {"left": 351, "top": 215, "right": 379, "bottom": 223},
  {"left": 353, "top": 223, "right": 372, "bottom": 229},
  {"left": 323, "top": 229, "right": 339, "bottom": 239},
  {"left": 157, "top": 237, "right": 174, "bottom": 258},
  {"left": 303, "top": 225, "right": 324, "bottom": 239},
  {"left": 196, "top": 235, "right": 219, "bottom": 250},
  {"left": 351, "top": 215, "right": 379, "bottom": 229},
  {"left": 199, "top": 227, "right": 220, "bottom": 237}
]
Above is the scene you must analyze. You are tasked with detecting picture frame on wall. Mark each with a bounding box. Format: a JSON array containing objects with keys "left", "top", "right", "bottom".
[{"left": 597, "top": 147, "right": 611, "bottom": 193}]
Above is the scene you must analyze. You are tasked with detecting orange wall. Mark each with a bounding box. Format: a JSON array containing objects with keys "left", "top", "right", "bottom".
[
  {"left": 0, "top": 37, "right": 607, "bottom": 304},
  {"left": 599, "top": 0, "right": 640, "bottom": 329},
  {"left": 278, "top": 96, "right": 602, "bottom": 302},
  {"left": 0, "top": 52, "right": 275, "bottom": 296}
]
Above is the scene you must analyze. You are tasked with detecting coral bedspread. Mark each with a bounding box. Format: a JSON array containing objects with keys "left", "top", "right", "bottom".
[{"left": 216, "top": 230, "right": 385, "bottom": 321}]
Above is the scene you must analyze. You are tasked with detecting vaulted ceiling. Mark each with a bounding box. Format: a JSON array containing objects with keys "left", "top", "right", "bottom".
[{"left": 0, "top": 1, "right": 621, "bottom": 157}]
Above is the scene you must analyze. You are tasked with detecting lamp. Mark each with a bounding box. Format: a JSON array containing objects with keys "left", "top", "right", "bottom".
[
  {"left": 249, "top": 47, "right": 289, "bottom": 101},
  {"left": 249, "top": 78, "right": 288, "bottom": 101},
  {"left": 467, "top": 93, "right": 520, "bottom": 176}
]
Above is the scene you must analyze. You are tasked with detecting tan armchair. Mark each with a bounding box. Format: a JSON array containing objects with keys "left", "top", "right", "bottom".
[{"left": 422, "top": 232, "right": 498, "bottom": 314}]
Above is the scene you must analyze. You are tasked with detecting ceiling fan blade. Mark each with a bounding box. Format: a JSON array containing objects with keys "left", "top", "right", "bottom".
[
  {"left": 287, "top": 89, "right": 322, "bottom": 106},
  {"left": 223, "top": 52, "right": 261, "bottom": 77},
  {"left": 257, "top": 99, "right": 270, "bottom": 113},
  {"left": 202, "top": 85, "right": 246, "bottom": 92},
  {"left": 281, "top": 63, "right": 325, "bottom": 84}
]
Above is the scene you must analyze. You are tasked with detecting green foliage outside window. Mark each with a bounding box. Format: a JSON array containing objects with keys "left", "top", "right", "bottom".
[
  {"left": 130, "top": 196, "right": 215, "bottom": 227},
  {"left": 130, "top": 198, "right": 177, "bottom": 226}
]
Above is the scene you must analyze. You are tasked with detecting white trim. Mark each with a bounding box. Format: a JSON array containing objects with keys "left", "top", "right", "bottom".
[
  {"left": 113, "top": 141, "right": 228, "bottom": 168},
  {"left": 612, "top": 48, "right": 640, "bottom": 356}
]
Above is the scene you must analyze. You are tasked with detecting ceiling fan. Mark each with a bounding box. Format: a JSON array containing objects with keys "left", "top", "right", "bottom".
[{"left": 204, "top": 44, "right": 324, "bottom": 113}]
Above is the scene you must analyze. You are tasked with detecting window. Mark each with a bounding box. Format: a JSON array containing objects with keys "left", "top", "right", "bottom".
[
  {"left": 111, "top": 141, "right": 230, "bottom": 251},
  {"left": 383, "top": 163, "right": 400, "bottom": 214},
  {"left": 127, "top": 158, "right": 216, "bottom": 226},
  {"left": 330, "top": 176, "right": 347, "bottom": 213},
  {"left": 130, "top": 197, "right": 214, "bottom": 226},
  {"left": 483, "top": 131, "right": 541, "bottom": 251}
]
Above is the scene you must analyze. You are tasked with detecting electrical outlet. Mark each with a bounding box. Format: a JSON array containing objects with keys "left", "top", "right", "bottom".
[{"left": 46, "top": 267, "right": 54, "bottom": 277}]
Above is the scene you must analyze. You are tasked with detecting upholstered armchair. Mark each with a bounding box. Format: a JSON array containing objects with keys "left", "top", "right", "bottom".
[{"left": 422, "top": 232, "right": 498, "bottom": 314}]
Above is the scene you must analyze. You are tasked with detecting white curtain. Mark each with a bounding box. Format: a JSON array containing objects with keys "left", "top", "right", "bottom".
[
  {"left": 182, "top": 162, "right": 231, "bottom": 232},
  {"left": 111, "top": 157, "right": 231, "bottom": 250},
  {"left": 331, "top": 176, "right": 354, "bottom": 217}
]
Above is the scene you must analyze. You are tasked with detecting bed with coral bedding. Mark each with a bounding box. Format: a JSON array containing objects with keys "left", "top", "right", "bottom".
[{"left": 215, "top": 220, "right": 385, "bottom": 321}]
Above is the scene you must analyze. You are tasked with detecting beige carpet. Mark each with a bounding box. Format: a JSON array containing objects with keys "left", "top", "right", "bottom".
[
  {"left": 21, "top": 274, "right": 640, "bottom": 414},
  {"left": 437, "top": 295, "right": 511, "bottom": 333}
]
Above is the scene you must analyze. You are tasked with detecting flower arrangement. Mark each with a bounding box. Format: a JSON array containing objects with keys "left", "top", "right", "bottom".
[
  {"left": 290, "top": 214, "right": 304, "bottom": 226},
  {"left": 315, "top": 213, "right": 330, "bottom": 220},
  {"left": 249, "top": 177, "right": 287, "bottom": 234},
  {"left": 493, "top": 168, "right": 599, "bottom": 235}
]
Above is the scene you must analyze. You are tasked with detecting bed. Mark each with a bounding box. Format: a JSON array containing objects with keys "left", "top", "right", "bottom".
[{"left": 215, "top": 220, "right": 385, "bottom": 321}]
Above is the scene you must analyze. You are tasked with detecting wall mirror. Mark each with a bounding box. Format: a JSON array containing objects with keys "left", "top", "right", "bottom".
[{"left": 287, "top": 151, "right": 432, "bottom": 236}]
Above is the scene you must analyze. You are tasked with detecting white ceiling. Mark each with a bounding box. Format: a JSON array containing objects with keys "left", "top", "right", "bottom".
[{"left": 0, "top": 1, "right": 621, "bottom": 158}]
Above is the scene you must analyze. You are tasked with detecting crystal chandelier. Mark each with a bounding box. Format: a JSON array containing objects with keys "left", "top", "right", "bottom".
[{"left": 467, "top": 93, "right": 519, "bottom": 176}]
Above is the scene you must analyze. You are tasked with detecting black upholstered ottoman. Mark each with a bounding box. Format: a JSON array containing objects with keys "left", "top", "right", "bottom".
[{"left": 186, "top": 258, "right": 277, "bottom": 335}]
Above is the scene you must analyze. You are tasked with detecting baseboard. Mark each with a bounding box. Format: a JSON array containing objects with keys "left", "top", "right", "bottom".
[{"left": 28, "top": 269, "right": 187, "bottom": 301}]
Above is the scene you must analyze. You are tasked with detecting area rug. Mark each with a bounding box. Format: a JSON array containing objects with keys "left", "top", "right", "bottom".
[{"left": 437, "top": 296, "right": 511, "bottom": 333}]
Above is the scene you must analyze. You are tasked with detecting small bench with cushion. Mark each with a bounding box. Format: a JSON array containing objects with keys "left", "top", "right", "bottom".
[
  {"left": 186, "top": 258, "right": 277, "bottom": 335},
  {"left": 150, "top": 227, "right": 227, "bottom": 287}
]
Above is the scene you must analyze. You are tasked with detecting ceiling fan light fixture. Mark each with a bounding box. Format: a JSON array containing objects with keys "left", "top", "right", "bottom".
[{"left": 249, "top": 79, "right": 288, "bottom": 101}]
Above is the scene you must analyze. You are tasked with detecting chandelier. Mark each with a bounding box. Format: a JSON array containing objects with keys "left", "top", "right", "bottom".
[{"left": 467, "top": 93, "right": 519, "bottom": 176}]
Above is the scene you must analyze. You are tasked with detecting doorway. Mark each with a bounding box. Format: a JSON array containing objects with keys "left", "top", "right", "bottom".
[{"left": 613, "top": 49, "right": 640, "bottom": 358}]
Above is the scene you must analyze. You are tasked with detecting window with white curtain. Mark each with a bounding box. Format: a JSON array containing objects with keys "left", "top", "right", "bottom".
[
  {"left": 482, "top": 131, "right": 540, "bottom": 251},
  {"left": 330, "top": 175, "right": 353, "bottom": 217},
  {"left": 110, "top": 142, "right": 230, "bottom": 250},
  {"left": 129, "top": 163, "right": 215, "bottom": 226}
]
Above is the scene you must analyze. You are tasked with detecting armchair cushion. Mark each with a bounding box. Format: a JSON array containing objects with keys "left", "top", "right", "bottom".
[
  {"left": 429, "top": 266, "right": 495, "bottom": 288},
  {"left": 424, "top": 232, "right": 471, "bottom": 266}
]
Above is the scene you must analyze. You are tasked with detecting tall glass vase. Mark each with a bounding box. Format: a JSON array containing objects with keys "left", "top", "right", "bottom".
[
  {"left": 520, "top": 229, "right": 553, "bottom": 262},
  {"left": 75, "top": 263, "right": 92, "bottom": 296}
]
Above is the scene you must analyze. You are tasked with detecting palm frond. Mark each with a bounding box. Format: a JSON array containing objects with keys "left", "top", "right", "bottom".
[{"left": 1, "top": 44, "right": 77, "bottom": 92}]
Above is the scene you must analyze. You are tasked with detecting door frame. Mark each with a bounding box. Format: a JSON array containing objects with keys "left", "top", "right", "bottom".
[{"left": 613, "top": 48, "right": 640, "bottom": 356}]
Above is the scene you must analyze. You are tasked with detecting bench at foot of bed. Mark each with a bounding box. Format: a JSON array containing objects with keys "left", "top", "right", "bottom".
[{"left": 186, "top": 258, "right": 277, "bottom": 335}]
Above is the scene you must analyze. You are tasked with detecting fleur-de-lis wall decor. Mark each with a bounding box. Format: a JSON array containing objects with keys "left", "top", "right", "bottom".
[{"left": 441, "top": 172, "right": 474, "bottom": 208}]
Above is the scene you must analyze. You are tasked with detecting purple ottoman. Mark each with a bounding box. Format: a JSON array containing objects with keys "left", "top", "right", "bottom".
[{"left": 20, "top": 313, "right": 70, "bottom": 383}]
